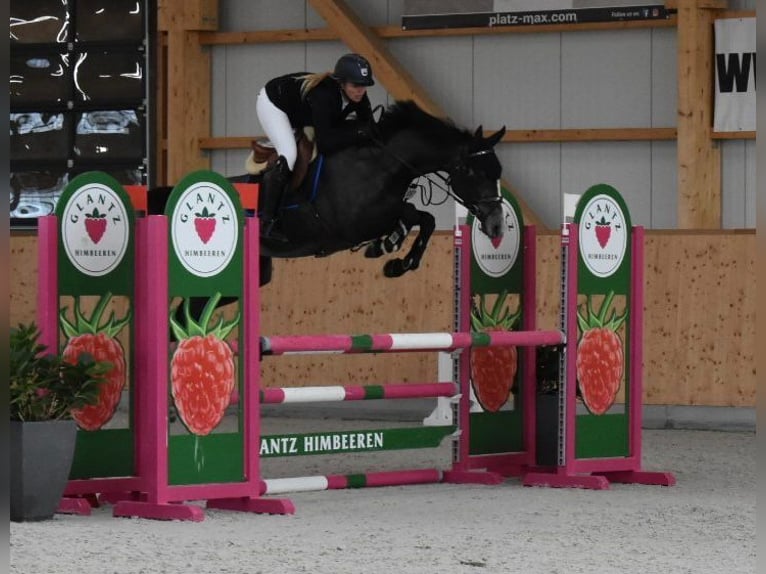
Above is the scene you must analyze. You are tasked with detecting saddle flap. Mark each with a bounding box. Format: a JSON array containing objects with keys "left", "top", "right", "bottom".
[
  {"left": 251, "top": 138, "right": 276, "bottom": 164},
  {"left": 246, "top": 130, "right": 316, "bottom": 192}
]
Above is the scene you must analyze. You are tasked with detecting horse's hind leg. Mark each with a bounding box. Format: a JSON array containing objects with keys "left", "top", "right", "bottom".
[{"left": 382, "top": 208, "right": 435, "bottom": 278}]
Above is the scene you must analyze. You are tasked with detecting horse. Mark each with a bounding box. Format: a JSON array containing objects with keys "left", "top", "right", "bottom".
[
  {"left": 153, "top": 100, "right": 506, "bottom": 324},
  {"left": 248, "top": 100, "right": 506, "bottom": 284}
]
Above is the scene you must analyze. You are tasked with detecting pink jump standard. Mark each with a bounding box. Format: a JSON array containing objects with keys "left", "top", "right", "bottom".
[
  {"left": 520, "top": 185, "right": 675, "bottom": 489},
  {"left": 40, "top": 171, "right": 293, "bottom": 520}
]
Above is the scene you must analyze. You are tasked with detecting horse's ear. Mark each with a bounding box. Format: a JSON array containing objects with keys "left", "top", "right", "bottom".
[
  {"left": 474, "top": 126, "right": 483, "bottom": 139},
  {"left": 485, "top": 126, "right": 506, "bottom": 147}
]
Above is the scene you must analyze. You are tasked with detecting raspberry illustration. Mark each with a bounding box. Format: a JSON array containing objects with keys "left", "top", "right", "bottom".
[
  {"left": 84, "top": 208, "right": 107, "bottom": 244},
  {"left": 194, "top": 207, "right": 216, "bottom": 244},
  {"left": 60, "top": 293, "right": 130, "bottom": 430},
  {"left": 469, "top": 290, "right": 521, "bottom": 412},
  {"left": 594, "top": 216, "right": 611, "bottom": 248},
  {"left": 170, "top": 293, "right": 239, "bottom": 436},
  {"left": 576, "top": 291, "right": 626, "bottom": 415}
]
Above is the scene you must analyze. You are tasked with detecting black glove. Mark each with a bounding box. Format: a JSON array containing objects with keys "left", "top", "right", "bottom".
[{"left": 355, "top": 120, "right": 378, "bottom": 142}]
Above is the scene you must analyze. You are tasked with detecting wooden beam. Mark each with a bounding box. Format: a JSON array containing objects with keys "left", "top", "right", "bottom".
[
  {"left": 497, "top": 127, "right": 677, "bottom": 142},
  {"left": 198, "top": 17, "right": 677, "bottom": 45},
  {"left": 716, "top": 10, "right": 756, "bottom": 19},
  {"left": 676, "top": 0, "right": 721, "bottom": 229},
  {"left": 665, "top": 0, "right": 727, "bottom": 9},
  {"left": 307, "top": 0, "right": 443, "bottom": 117},
  {"left": 712, "top": 131, "right": 756, "bottom": 140},
  {"left": 159, "top": 0, "right": 217, "bottom": 183},
  {"left": 159, "top": 0, "right": 218, "bottom": 31},
  {"left": 199, "top": 127, "right": 678, "bottom": 150},
  {"left": 165, "top": 30, "right": 212, "bottom": 183},
  {"left": 307, "top": 0, "right": 544, "bottom": 228}
]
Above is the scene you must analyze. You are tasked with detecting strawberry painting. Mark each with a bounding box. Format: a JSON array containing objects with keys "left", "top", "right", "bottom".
[
  {"left": 469, "top": 290, "right": 521, "bottom": 412},
  {"left": 60, "top": 293, "right": 130, "bottom": 431},
  {"left": 594, "top": 216, "right": 611, "bottom": 248},
  {"left": 170, "top": 293, "right": 238, "bottom": 436},
  {"left": 490, "top": 236, "right": 503, "bottom": 249},
  {"left": 84, "top": 208, "right": 107, "bottom": 244},
  {"left": 194, "top": 207, "right": 216, "bottom": 244},
  {"left": 576, "top": 291, "right": 626, "bottom": 415}
]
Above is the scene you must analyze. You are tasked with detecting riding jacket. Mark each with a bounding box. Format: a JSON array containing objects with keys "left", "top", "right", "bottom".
[{"left": 264, "top": 73, "right": 374, "bottom": 155}]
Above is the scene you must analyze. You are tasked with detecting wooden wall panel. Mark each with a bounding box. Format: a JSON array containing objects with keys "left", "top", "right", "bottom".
[
  {"left": 10, "top": 230, "right": 755, "bottom": 407},
  {"left": 10, "top": 235, "right": 38, "bottom": 328},
  {"left": 643, "top": 231, "right": 755, "bottom": 406}
]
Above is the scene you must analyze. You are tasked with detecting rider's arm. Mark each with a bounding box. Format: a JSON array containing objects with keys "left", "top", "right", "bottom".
[{"left": 308, "top": 86, "right": 370, "bottom": 154}]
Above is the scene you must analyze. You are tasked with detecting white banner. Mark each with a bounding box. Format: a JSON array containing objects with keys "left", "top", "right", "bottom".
[{"left": 714, "top": 18, "right": 756, "bottom": 132}]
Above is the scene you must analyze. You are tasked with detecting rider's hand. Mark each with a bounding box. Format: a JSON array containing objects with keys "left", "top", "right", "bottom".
[{"left": 355, "top": 120, "right": 378, "bottom": 142}]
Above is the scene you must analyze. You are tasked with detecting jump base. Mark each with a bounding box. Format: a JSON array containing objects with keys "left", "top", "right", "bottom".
[
  {"left": 57, "top": 496, "right": 96, "bottom": 516},
  {"left": 522, "top": 471, "right": 611, "bottom": 490},
  {"left": 113, "top": 500, "right": 206, "bottom": 522},
  {"left": 207, "top": 497, "right": 296, "bottom": 515},
  {"left": 442, "top": 470, "right": 505, "bottom": 485}
]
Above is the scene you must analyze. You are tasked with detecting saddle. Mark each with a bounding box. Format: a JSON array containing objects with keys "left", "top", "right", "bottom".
[{"left": 245, "top": 127, "right": 317, "bottom": 191}]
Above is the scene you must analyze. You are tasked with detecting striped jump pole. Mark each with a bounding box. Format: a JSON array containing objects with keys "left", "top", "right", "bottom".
[
  {"left": 261, "top": 382, "right": 458, "bottom": 404},
  {"left": 261, "top": 469, "right": 443, "bottom": 495},
  {"left": 261, "top": 330, "right": 565, "bottom": 356}
]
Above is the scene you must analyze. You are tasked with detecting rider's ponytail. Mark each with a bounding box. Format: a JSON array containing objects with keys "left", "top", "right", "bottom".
[{"left": 299, "top": 72, "right": 333, "bottom": 98}]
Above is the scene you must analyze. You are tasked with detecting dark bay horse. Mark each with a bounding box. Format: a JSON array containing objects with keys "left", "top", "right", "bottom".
[
  {"left": 150, "top": 101, "right": 506, "bottom": 287},
  {"left": 252, "top": 100, "right": 506, "bottom": 283},
  {"left": 154, "top": 100, "right": 505, "bottom": 325}
]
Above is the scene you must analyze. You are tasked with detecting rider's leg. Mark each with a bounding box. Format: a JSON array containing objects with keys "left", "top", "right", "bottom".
[
  {"left": 258, "top": 156, "right": 290, "bottom": 240},
  {"left": 255, "top": 87, "right": 297, "bottom": 168},
  {"left": 255, "top": 88, "right": 296, "bottom": 239}
]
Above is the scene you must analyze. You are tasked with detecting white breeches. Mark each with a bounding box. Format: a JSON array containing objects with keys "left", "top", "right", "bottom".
[{"left": 256, "top": 87, "right": 297, "bottom": 170}]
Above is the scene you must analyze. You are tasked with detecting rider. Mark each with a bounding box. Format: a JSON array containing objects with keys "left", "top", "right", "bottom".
[{"left": 255, "top": 53, "right": 377, "bottom": 239}]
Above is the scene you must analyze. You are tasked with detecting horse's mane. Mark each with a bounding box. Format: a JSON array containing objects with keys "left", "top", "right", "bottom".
[{"left": 376, "top": 100, "right": 469, "bottom": 143}]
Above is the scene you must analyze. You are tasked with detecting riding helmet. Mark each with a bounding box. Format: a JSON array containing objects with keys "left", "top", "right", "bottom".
[{"left": 333, "top": 53, "right": 375, "bottom": 86}]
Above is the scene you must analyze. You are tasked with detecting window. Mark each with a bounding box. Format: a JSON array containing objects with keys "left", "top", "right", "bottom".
[{"left": 10, "top": 0, "right": 153, "bottom": 227}]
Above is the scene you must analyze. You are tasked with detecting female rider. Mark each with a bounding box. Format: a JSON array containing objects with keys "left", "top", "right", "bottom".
[{"left": 255, "top": 53, "right": 377, "bottom": 238}]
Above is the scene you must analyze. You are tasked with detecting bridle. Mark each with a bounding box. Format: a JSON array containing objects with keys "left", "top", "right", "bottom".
[{"left": 369, "top": 132, "right": 501, "bottom": 216}]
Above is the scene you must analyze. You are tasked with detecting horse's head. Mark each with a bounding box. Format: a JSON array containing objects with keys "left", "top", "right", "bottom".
[{"left": 448, "top": 126, "right": 506, "bottom": 239}]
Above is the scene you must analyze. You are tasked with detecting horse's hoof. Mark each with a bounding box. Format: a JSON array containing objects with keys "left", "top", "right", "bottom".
[
  {"left": 383, "top": 259, "right": 405, "bottom": 278},
  {"left": 365, "top": 241, "right": 384, "bottom": 258}
]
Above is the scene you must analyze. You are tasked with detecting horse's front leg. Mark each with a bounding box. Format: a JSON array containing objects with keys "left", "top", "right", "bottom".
[
  {"left": 382, "top": 208, "right": 435, "bottom": 278},
  {"left": 364, "top": 219, "right": 412, "bottom": 258}
]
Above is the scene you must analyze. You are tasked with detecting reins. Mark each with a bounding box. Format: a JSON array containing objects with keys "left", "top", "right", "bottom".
[
  {"left": 366, "top": 105, "right": 501, "bottom": 212},
  {"left": 368, "top": 129, "right": 500, "bottom": 213}
]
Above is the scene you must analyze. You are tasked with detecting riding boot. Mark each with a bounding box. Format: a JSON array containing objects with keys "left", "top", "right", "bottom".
[{"left": 260, "top": 155, "right": 290, "bottom": 242}]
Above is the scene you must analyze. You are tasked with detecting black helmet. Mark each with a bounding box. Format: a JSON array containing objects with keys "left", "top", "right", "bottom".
[{"left": 333, "top": 53, "right": 374, "bottom": 86}]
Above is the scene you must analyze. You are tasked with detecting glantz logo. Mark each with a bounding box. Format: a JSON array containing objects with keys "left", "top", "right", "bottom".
[
  {"left": 579, "top": 193, "right": 627, "bottom": 278},
  {"left": 471, "top": 198, "right": 520, "bottom": 279},
  {"left": 171, "top": 182, "right": 238, "bottom": 278},
  {"left": 61, "top": 183, "right": 129, "bottom": 277}
]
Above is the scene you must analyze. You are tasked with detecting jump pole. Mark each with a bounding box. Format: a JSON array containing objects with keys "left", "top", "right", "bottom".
[{"left": 252, "top": 214, "right": 564, "bottom": 496}]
